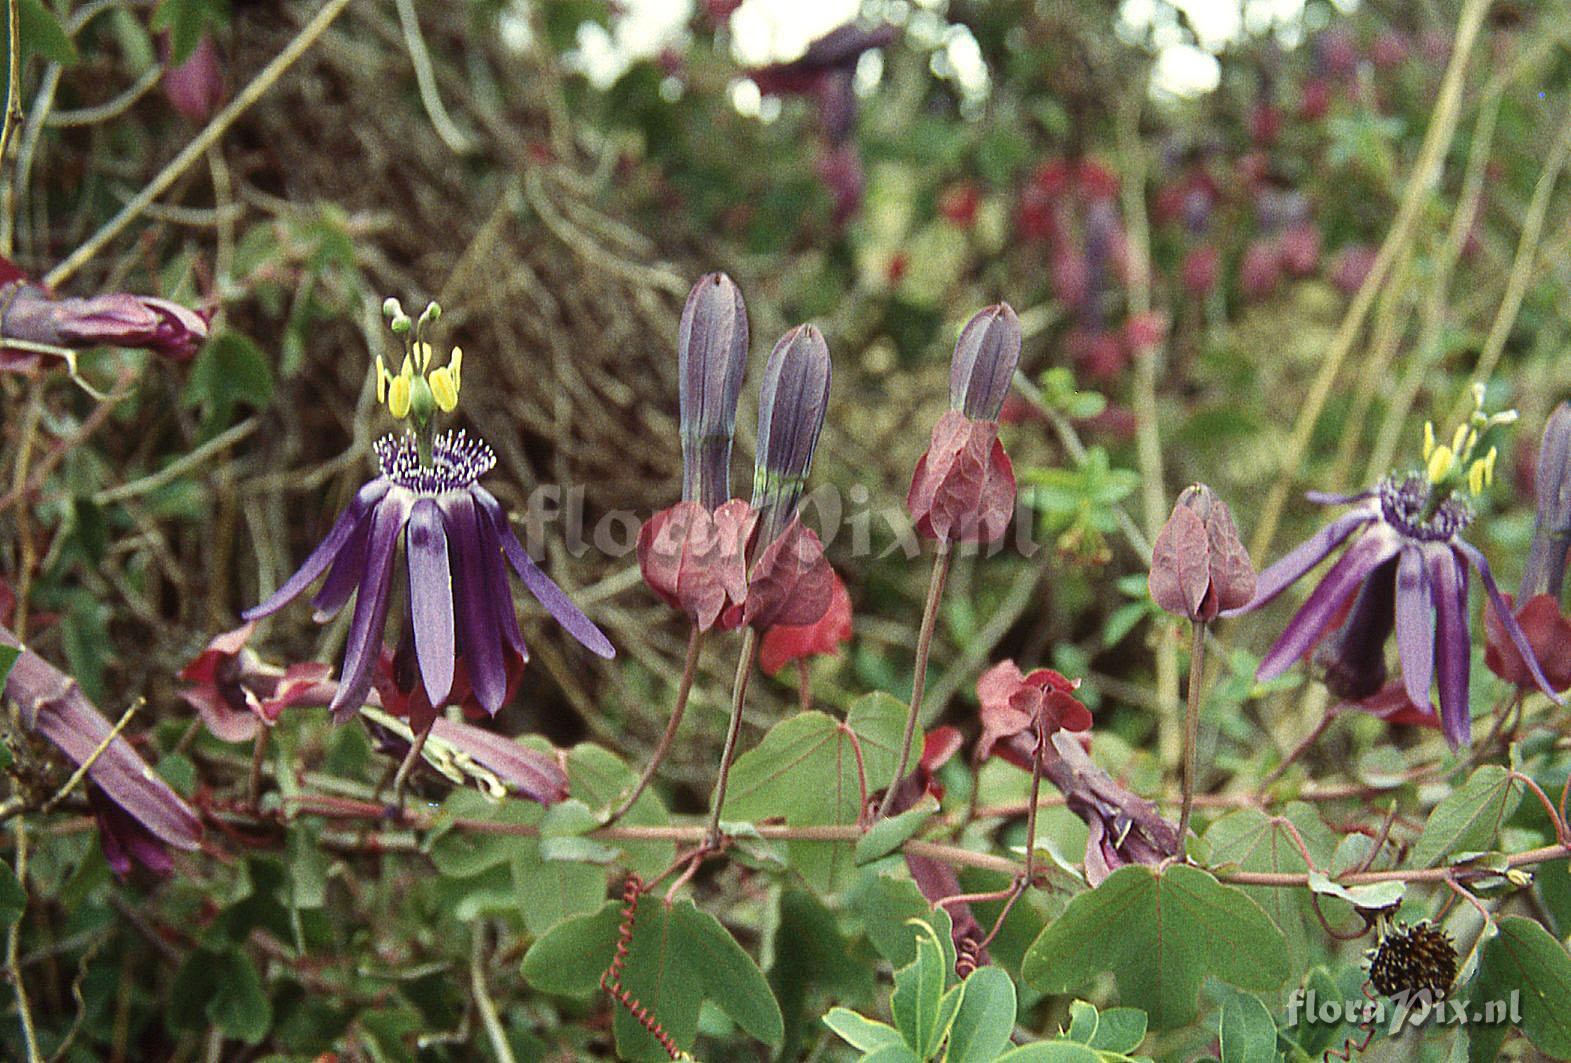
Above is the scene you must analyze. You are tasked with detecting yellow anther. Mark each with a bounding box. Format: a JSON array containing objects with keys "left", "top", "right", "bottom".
[
  {"left": 1423, "top": 422, "right": 1436, "bottom": 460},
  {"left": 449, "top": 347, "right": 462, "bottom": 391},
  {"left": 388, "top": 374, "right": 411, "bottom": 419},
  {"left": 1451, "top": 423, "right": 1469, "bottom": 458},
  {"left": 1484, "top": 446, "right": 1497, "bottom": 485},
  {"left": 375, "top": 355, "right": 387, "bottom": 404},
  {"left": 1427, "top": 445, "right": 1455, "bottom": 484},
  {"left": 417, "top": 341, "right": 434, "bottom": 372},
  {"left": 429, "top": 366, "right": 458, "bottom": 412},
  {"left": 1468, "top": 459, "right": 1486, "bottom": 497},
  {"left": 399, "top": 352, "right": 413, "bottom": 380}
]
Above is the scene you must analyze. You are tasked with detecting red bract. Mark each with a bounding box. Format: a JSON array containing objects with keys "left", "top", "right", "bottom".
[
  {"left": 1355, "top": 681, "right": 1442, "bottom": 730},
  {"left": 907, "top": 410, "right": 1016, "bottom": 544},
  {"left": 375, "top": 640, "right": 528, "bottom": 734},
  {"left": 1485, "top": 593, "right": 1571, "bottom": 692},
  {"left": 759, "top": 568, "right": 852, "bottom": 674},
  {"left": 975, "top": 660, "right": 1092, "bottom": 766},
  {"left": 179, "top": 622, "right": 336, "bottom": 741},
  {"left": 737, "top": 516, "right": 835, "bottom": 631},
  {"left": 1149, "top": 485, "right": 1256, "bottom": 622},
  {"left": 637, "top": 499, "right": 756, "bottom": 631}
]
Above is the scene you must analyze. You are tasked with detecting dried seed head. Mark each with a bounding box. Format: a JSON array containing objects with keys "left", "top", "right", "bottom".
[{"left": 1367, "top": 921, "right": 1458, "bottom": 999}]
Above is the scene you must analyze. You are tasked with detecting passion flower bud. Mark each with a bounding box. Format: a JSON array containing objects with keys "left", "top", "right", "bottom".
[
  {"left": 751, "top": 323, "right": 831, "bottom": 546},
  {"left": 1522, "top": 401, "right": 1571, "bottom": 600},
  {"left": 949, "top": 303, "right": 1021, "bottom": 421},
  {"left": 1148, "top": 484, "right": 1256, "bottom": 622},
  {"left": 679, "top": 272, "right": 750, "bottom": 509},
  {"left": 161, "top": 33, "right": 225, "bottom": 125},
  {"left": 1, "top": 282, "right": 209, "bottom": 362}
]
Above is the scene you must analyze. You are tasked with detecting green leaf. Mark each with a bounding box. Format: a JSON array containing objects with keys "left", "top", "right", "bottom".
[
  {"left": 0, "top": 644, "right": 19, "bottom": 691},
  {"left": 1218, "top": 992, "right": 1278, "bottom": 1063},
  {"left": 1410, "top": 766, "right": 1522, "bottom": 868},
  {"left": 207, "top": 950, "right": 272, "bottom": 1045},
  {"left": 182, "top": 329, "right": 275, "bottom": 432},
  {"left": 1063, "top": 999, "right": 1099, "bottom": 1043},
  {"left": 1305, "top": 870, "right": 1405, "bottom": 910},
  {"left": 1022, "top": 864, "right": 1289, "bottom": 1029},
  {"left": 1473, "top": 915, "right": 1571, "bottom": 1057},
  {"left": 891, "top": 919, "right": 949, "bottom": 1056},
  {"left": 0, "top": 861, "right": 25, "bottom": 927},
  {"left": 566, "top": 742, "right": 674, "bottom": 879},
  {"left": 772, "top": 889, "right": 876, "bottom": 1058},
  {"left": 150, "top": 0, "right": 227, "bottom": 63},
  {"left": 675, "top": 901, "right": 784, "bottom": 1047},
  {"left": 1204, "top": 805, "right": 1336, "bottom": 973},
  {"left": 1088, "top": 1008, "right": 1147, "bottom": 1053},
  {"left": 528, "top": 894, "right": 780, "bottom": 1059},
  {"left": 856, "top": 794, "right": 938, "bottom": 865},
  {"left": 520, "top": 902, "right": 623, "bottom": 997},
  {"left": 727, "top": 694, "right": 915, "bottom": 891},
  {"left": 946, "top": 966, "right": 1017, "bottom": 1063},
  {"left": 823, "top": 1007, "right": 906, "bottom": 1052},
  {"left": 996, "top": 1043, "right": 1101, "bottom": 1062},
  {"left": 862, "top": 1045, "right": 923, "bottom": 1063},
  {"left": 17, "top": 0, "right": 77, "bottom": 65}
]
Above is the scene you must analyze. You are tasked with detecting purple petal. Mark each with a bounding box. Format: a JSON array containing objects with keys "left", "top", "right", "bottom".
[
  {"left": 1429, "top": 549, "right": 1471, "bottom": 749},
  {"left": 407, "top": 499, "right": 455, "bottom": 708},
  {"left": 244, "top": 480, "right": 390, "bottom": 621},
  {"left": 474, "top": 504, "right": 528, "bottom": 660},
  {"left": 1305, "top": 489, "right": 1375, "bottom": 506},
  {"left": 426, "top": 717, "right": 567, "bottom": 803},
  {"left": 445, "top": 494, "right": 508, "bottom": 715},
  {"left": 1394, "top": 546, "right": 1434, "bottom": 709},
  {"left": 0, "top": 633, "right": 202, "bottom": 850},
  {"left": 1455, "top": 540, "right": 1567, "bottom": 705},
  {"left": 473, "top": 487, "right": 615, "bottom": 659},
  {"left": 330, "top": 491, "right": 408, "bottom": 722},
  {"left": 1223, "top": 508, "right": 1376, "bottom": 616},
  {"left": 1257, "top": 527, "right": 1400, "bottom": 682},
  {"left": 310, "top": 516, "right": 369, "bottom": 622}
]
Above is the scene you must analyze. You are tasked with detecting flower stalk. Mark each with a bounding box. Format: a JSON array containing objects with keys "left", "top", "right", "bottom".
[
  {"left": 610, "top": 625, "right": 705, "bottom": 823},
  {"left": 1177, "top": 618, "right": 1206, "bottom": 850},
  {"left": 706, "top": 627, "right": 760, "bottom": 847},
  {"left": 878, "top": 537, "right": 953, "bottom": 819}
]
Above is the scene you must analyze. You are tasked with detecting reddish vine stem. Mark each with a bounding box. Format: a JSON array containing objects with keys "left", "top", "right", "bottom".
[
  {"left": 609, "top": 625, "right": 704, "bottom": 825},
  {"left": 879, "top": 539, "right": 953, "bottom": 820},
  {"left": 1323, "top": 982, "right": 1380, "bottom": 1062},
  {"left": 600, "top": 874, "right": 683, "bottom": 1060},
  {"left": 1258, "top": 702, "right": 1342, "bottom": 794}
]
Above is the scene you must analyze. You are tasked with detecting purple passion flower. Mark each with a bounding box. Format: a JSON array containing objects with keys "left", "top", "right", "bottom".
[
  {"left": 245, "top": 430, "right": 613, "bottom": 722},
  {"left": 244, "top": 300, "right": 612, "bottom": 726},
  {"left": 1230, "top": 397, "right": 1562, "bottom": 748}
]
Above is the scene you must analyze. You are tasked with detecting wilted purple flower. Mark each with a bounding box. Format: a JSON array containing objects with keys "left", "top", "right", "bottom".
[
  {"left": 1229, "top": 456, "right": 1562, "bottom": 748},
  {"left": 1, "top": 280, "right": 209, "bottom": 362},
  {"left": 1043, "top": 732, "right": 1180, "bottom": 884},
  {"left": 244, "top": 430, "right": 614, "bottom": 724},
  {"left": 1, "top": 624, "right": 202, "bottom": 872},
  {"left": 949, "top": 303, "right": 1021, "bottom": 421},
  {"left": 751, "top": 324, "right": 831, "bottom": 546},
  {"left": 679, "top": 272, "right": 750, "bottom": 509}
]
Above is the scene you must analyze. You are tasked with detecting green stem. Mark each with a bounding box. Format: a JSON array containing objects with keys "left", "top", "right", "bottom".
[
  {"left": 1176, "top": 619, "right": 1207, "bottom": 852},
  {"left": 877, "top": 539, "right": 953, "bottom": 820},
  {"left": 706, "top": 628, "right": 759, "bottom": 847}
]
